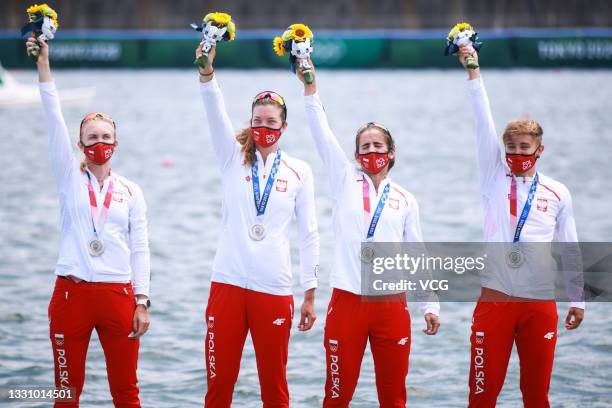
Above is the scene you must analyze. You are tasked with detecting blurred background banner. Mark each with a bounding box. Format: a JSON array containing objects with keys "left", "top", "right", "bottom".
[{"left": 2, "top": 0, "right": 612, "bottom": 68}]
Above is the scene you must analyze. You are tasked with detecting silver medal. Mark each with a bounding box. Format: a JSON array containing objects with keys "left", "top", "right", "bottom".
[
  {"left": 361, "top": 245, "right": 375, "bottom": 264},
  {"left": 88, "top": 239, "right": 105, "bottom": 256},
  {"left": 506, "top": 246, "right": 523, "bottom": 268},
  {"left": 249, "top": 222, "right": 266, "bottom": 241}
]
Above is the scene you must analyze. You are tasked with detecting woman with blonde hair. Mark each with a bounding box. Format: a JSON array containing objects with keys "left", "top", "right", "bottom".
[
  {"left": 196, "top": 43, "right": 320, "bottom": 407},
  {"left": 457, "top": 45, "right": 584, "bottom": 407},
  {"left": 26, "top": 36, "right": 151, "bottom": 407}
]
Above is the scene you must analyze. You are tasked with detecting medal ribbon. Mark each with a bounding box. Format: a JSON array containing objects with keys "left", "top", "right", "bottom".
[
  {"left": 252, "top": 150, "right": 282, "bottom": 217},
  {"left": 86, "top": 173, "right": 114, "bottom": 237},
  {"left": 510, "top": 173, "right": 539, "bottom": 243},
  {"left": 362, "top": 176, "right": 391, "bottom": 241}
]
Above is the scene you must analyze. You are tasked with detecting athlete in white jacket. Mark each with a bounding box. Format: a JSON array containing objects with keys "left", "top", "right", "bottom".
[
  {"left": 196, "top": 44, "right": 320, "bottom": 407},
  {"left": 458, "top": 46, "right": 585, "bottom": 408},
  {"left": 295, "top": 60, "right": 440, "bottom": 408},
  {"left": 27, "top": 37, "right": 150, "bottom": 407}
]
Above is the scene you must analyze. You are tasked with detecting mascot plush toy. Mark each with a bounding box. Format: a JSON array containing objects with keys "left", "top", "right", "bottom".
[
  {"left": 445, "top": 23, "right": 482, "bottom": 69},
  {"left": 273, "top": 24, "right": 314, "bottom": 84},
  {"left": 191, "top": 12, "right": 236, "bottom": 68},
  {"left": 21, "top": 3, "right": 59, "bottom": 62}
]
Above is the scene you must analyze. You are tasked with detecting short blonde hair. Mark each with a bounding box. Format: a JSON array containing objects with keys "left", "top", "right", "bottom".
[{"left": 502, "top": 119, "right": 543, "bottom": 143}]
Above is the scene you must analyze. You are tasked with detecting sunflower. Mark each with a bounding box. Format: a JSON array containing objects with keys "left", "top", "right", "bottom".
[
  {"left": 227, "top": 21, "right": 236, "bottom": 41},
  {"left": 204, "top": 12, "right": 232, "bottom": 26},
  {"left": 27, "top": 3, "right": 59, "bottom": 28},
  {"left": 273, "top": 37, "right": 285, "bottom": 57},
  {"left": 447, "top": 22, "right": 473, "bottom": 41},
  {"left": 288, "top": 23, "right": 313, "bottom": 41}
]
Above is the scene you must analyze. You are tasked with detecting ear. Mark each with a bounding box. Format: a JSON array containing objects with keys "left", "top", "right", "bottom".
[
  {"left": 77, "top": 140, "right": 84, "bottom": 151},
  {"left": 537, "top": 144, "right": 544, "bottom": 157},
  {"left": 388, "top": 148, "right": 396, "bottom": 161},
  {"left": 281, "top": 121, "right": 288, "bottom": 133}
]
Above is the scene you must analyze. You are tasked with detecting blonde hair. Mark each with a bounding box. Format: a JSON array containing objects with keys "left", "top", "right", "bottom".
[
  {"left": 502, "top": 119, "right": 543, "bottom": 143},
  {"left": 238, "top": 97, "right": 287, "bottom": 167}
]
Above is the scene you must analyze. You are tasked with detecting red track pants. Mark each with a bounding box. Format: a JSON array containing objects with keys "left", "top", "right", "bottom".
[
  {"left": 323, "top": 288, "right": 412, "bottom": 408},
  {"left": 468, "top": 289, "right": 558, "bottom": 408},
  {"left": 48, "top": 277, "right": 140, "bottom": 408},
  {"left": 204, "top": 282, "right": 294, "bottom": 408}
]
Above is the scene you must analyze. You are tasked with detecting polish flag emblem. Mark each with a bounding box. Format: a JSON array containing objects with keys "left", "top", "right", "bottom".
[
  {"left": 537, "top": 198, "right": 548, "bottom": 212},
  {"left": 276, "top": 179, "right": 288, "bottom": 192},
  {"left": 388, "top": 198, "right": 400, "bottom": 210},
  {"left": 207, "top": 317, "right": 215, "bottom": 329},
  {"left": 329, "top": 339, "right": 339, "bottom": 352},
  {"left": 475, "top": 331, "right": 485, "bottom": 345}
]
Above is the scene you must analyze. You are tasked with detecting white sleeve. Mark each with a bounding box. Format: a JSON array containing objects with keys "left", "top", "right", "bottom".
[
  {"left": 555, "top": 190, "right": 585, "bottom": 310},
  {"left": 39, "top": 81, "right": 78, "bottom": 191},
  {"left": 403, "top": 197, "right": 440, "bottom": 317},
  {"left": 304, "top": 92, "right": 352, "bottom": 193},
  {"left": 199, "top": 77, "right": 241, "bottom": 171},
  {"left": 129, "top": 184, "right": 151, "bottom": 297},
  {"left": 467, "top": 77, "right": 505, "bottom": 195},
  {"left": 295, "top": 164, "right": 320, "bottom": 292},
  {"left": 402, "top": 197, "right": 424, "bottom": 243}
]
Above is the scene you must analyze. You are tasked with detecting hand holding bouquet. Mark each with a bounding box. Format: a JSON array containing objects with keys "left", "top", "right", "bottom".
[
  {"left": 191, "top": 12, "right": 236, "bottom": 68},
  {"left": 273, "top": 24, "right": 314, "bottom": 84},
  {"left": 21, "top": 3, "right": 59, "bottom": 62},
  {"left": 444, "top": 23, "right": 482, "bottom": 69}
]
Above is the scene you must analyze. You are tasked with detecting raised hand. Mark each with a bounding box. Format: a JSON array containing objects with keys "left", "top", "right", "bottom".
[
  {"left": 458, "top": 45, "right": 480, "bottom": 79},
  {"left": 26, "top": 36, "right": 51, "bottom": 82},
  {"left": 296, "top": 57, "right": 317, "bottom": 95},
  {"left": 196, "top": 41, "right": 216, "bottom": 82},
  {"left": 26, "top": 36, "right": 49, "bottom": 63}
]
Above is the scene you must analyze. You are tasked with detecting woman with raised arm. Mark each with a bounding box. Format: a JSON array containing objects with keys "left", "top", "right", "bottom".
[
  {"left": 457, "top": 46, "right": 584, "bottom": 407},
  {"left": 196, "top": 43, "right": 320, "bottom": 407},
  {"left": 295, "top": 61, "right": 440, "bottom": 407},
  {"left": 26, "top": 37, "right": 151, "bottom": 407}
]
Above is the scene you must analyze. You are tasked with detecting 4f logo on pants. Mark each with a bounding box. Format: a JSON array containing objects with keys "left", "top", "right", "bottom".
[
  {"left": 397, "top": 337, "right": 409, "bottom": 346},
  {"left": 544, "top": 331, "right": 555, "bottom": 340},
  {"left": 272, "top": 318, "right": 285, "bottom": 326}
]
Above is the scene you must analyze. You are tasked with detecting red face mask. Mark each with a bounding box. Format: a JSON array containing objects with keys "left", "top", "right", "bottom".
[
  {"left": 83, "top": 142, "right": 115, "bottom": 165},
  {"left": 505, "top": 146, "right": 540, "bottom": 174},
  {"left": 250, "top": 126, "right": 282, "bottom": 148},
  {"left": 358, "top": 152, "right": 390, "bottom": 174}
]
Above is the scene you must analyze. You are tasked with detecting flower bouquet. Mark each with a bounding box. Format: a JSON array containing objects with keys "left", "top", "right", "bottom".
[
  {"left": 273, "top": 24, "right": 314, "bottom": 84},
  {"left": 444, "top": 23, "right": 482, "bottom": 69},
  {"left": 191, "top": 12, "right": 236, "bottom": 68},
  {"left": 21, "top": 3, "right": 59, "bottom": 62}
]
